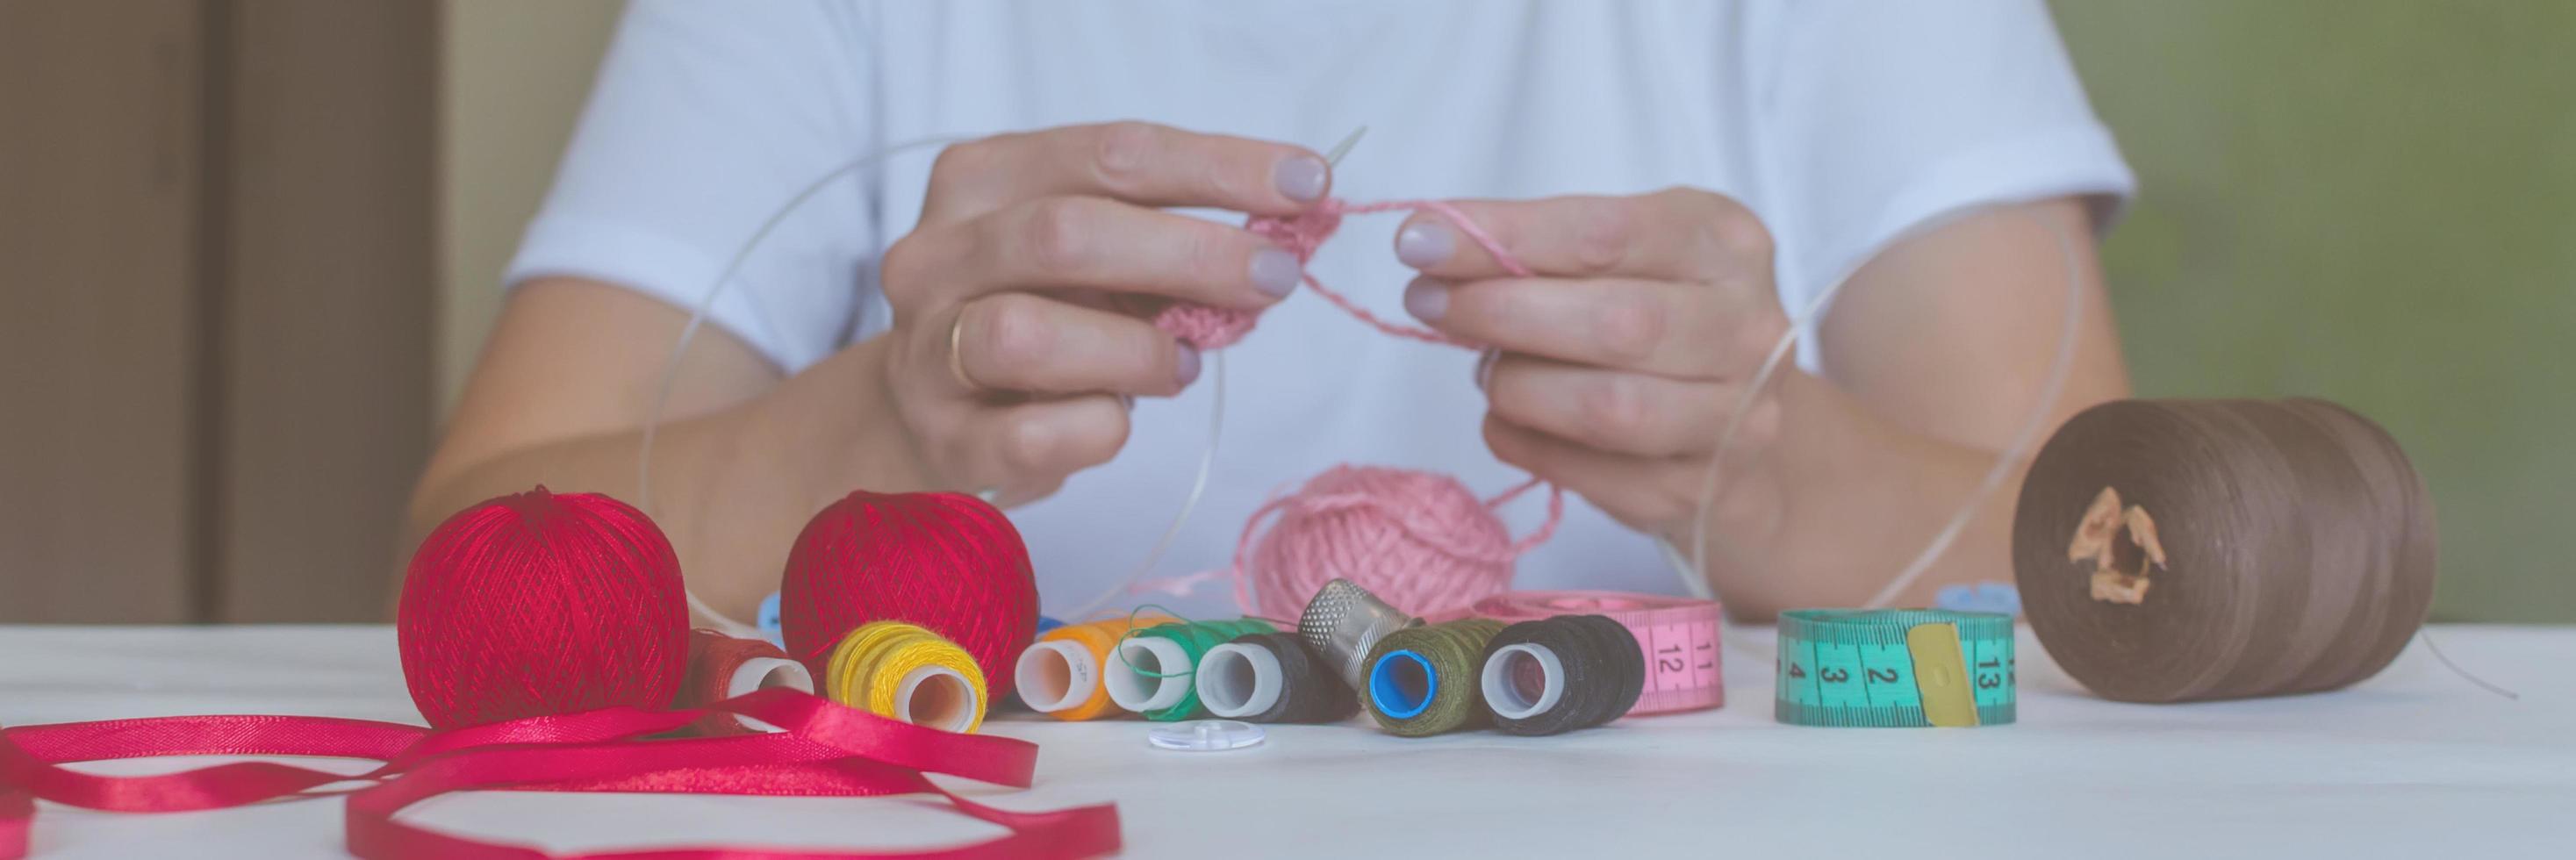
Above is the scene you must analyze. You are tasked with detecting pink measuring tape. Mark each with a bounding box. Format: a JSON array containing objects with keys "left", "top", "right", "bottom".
[{"left": 1470, "top": 591, "right": 1726, "bottom": 715}]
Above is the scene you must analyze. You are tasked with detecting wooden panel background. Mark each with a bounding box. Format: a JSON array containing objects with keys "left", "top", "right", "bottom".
[
  {"left": 0, "top": 1, "right": 434, "bottom": 623},
  {"left": 215, "top": 1, "right": 434, "bottom": 622},
  {"left": 0, "top": 2, "right": 209, "bottom": 623}
]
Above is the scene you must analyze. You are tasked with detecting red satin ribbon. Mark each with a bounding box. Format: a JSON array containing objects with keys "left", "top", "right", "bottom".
[{"left": 0, "top": 689, "right": 1116, "bottom": 859}]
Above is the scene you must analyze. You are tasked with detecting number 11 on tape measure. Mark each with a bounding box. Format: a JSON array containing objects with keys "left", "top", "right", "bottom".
[{"left": 1774, "top": 609, "right": 2016, "bottom": 727}]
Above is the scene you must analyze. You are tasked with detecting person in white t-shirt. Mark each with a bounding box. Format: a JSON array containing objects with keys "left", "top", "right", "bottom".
[{"left": 412, "top": 1, "right": 2137, "bottom": 622}]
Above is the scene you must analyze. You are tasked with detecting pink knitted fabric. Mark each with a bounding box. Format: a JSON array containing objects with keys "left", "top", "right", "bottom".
[{"left": 1152, "top": 199, "right": 1531, "bottom": 351}]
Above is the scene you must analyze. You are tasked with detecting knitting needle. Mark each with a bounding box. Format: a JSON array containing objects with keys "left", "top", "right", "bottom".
[{"left": 1322, "top": 125, "right": 1367, "bottom": 168}]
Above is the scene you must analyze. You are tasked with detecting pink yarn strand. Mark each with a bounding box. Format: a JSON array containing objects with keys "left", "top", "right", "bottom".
[{"left": 1485, "top": 477, "right": 1566, "bottom": 558}]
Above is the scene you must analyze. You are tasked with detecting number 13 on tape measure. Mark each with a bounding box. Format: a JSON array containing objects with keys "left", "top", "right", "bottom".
[{"left": 1774, "top": 609, "right": 2016, "bottom": 727}]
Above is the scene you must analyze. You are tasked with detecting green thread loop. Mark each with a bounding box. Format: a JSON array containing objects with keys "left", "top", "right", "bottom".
[{"left": 1113, "top": 613, "right": 1278, "bottom": 721}]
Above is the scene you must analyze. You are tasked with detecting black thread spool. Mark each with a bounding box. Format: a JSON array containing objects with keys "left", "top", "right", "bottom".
[
  {"left": 1476, "top": 614, "right": 1644, "bottom": 735},
  {"left": 2012, "top": 398, "right": 2436, "bottom": 703},
  {"left": 1192, "top": 631, "right": 1359, "bottom": 723}
]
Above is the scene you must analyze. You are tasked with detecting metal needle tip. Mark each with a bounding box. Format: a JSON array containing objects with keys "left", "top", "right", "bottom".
[{"left": 1322, "top": 125, "right": 1367, "bottom": 168}]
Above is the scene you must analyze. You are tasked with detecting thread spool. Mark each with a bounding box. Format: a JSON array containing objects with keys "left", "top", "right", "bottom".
[
  {"left": 779, "top": 491, "right": 1039, "bottom": 687},
  {"left": 2013, "top": 398, "right": 2437, "bottom": 703},
  {"left": 1365, "top": 618, "right": 1506, "bottom": 736},
  {"left": 677, "top": 629, "right": 814, "bottom": 735},
  {"left": 1102, "top": 619, "right": 1276, "bottom": 720},
  {"left": 1467, "top": 591, "right": 1724, "bottom": 715},
  {"left": 397, "top": 486, "right": 689, "bottom": 729},
  {"left": 1238, "top": 467, "right": 1558, "bottom": 620},
  {"left": 1476, "top": 615, "right": 1643, "bottom": 735},
  {"left": 1195, "top": 631, "right": 1360, "bottom": 723},
  {"left": 1014, "top": 613, "right": 1174, "bottom": 720},
  {"left": 822, "top": 620, "right": 988, "bottom": 733}
]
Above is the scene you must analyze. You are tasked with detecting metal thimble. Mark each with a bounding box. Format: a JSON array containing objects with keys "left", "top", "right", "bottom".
[{"left": 1297, "top": 578, "right": 1422, "bottom": 691}]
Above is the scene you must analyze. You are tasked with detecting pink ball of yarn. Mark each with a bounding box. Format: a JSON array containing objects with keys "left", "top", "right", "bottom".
[{"left": 1239, "top": 465, "right": 1522, "bottom": 620}]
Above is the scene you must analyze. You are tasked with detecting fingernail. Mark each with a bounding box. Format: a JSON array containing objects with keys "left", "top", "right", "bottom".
[
  {"left": 1175, "top": 344, "right": 1202, "bottom": 388},
  {"left": 1250, "top": 247, "right": 1302, "bottom": 298},
  {"left": 1396, "top": 221, "right": 1456, "bottom": 269},
  {"left": 1475, "top": 348, "right": 1498, "bottom": 391},
  {"left": 1118, "top": 394, "right": 1137, "bottom": 412},
  {"left": 1273, "top": 154, "right": 1328, "bottom": 202},
  {"left": 1403, "top": 276, "right": 1449, "bottom": 322}
]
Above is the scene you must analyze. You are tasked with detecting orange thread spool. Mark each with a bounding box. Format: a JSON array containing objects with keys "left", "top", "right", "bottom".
[{"left": 1014, "top": 613, "right": 1176, "bottom": 721}]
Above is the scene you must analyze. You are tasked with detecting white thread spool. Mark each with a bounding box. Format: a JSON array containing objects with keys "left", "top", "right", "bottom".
[
  {"left": 723, "top": 656, "right": 814, "bottom": 733},
  {"left": 1014, "top": 638, "right": 1101, "bottom": 714},
  {"left": 894, "top": 664, "right": 979, "bottom": 733},
  {"left": 1103, "top": 636, "right": 1193, "bottom": 713},
  {"left": 1194, "top": 641, "right": 1284, "bottom": 719},
  {"left": 1479, "top": 642, "right": 1567, "bottom": 721}
]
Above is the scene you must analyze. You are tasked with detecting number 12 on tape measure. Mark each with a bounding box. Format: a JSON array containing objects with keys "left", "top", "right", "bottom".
[{"left": 1774, "top": 609, "right": 2017, "bottom": 727}]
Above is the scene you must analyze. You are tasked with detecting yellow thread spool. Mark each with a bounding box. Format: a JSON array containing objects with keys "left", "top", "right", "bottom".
[
  {"left": 1014, "top": 613, "right": 1175, "bottom": 720},
  {"left": 823, "top": 621, "right": 988, "bottom": 733}
]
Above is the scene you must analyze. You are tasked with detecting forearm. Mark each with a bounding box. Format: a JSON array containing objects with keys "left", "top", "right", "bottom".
[
  {"left": 405, "top": 339, "right": 926, "bottom": 622},
  {"left": 1697, "top": 371, "right": 2034, "bottom": 619},
  {"left": 1692, "top": 199, "right": 2128, "bottom": 619}
]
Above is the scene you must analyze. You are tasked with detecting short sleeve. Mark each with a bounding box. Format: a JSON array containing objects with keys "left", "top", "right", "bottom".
[
  {"left": 504, "top": 0, "right": 876, "bottom": 372},
  {"left": 1759, "top": 0, "right": 2135, "bottom": 332}
]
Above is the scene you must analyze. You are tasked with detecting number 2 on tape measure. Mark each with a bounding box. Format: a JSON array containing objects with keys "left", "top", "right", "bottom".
[{"left": 1776, "top": 641, "right": 1921, "bottom": 709}]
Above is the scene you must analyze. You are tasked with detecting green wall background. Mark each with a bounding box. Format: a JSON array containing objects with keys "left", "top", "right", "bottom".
[{"left": 2049, "top": 2, "right": 2574, "bottom": 621}]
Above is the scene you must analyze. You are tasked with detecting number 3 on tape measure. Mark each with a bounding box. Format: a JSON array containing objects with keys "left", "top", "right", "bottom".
[{"left": 1774, "top": 609, "right": 2016, "bottom": 727}]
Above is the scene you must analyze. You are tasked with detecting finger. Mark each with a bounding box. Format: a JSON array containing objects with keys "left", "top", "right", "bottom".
[
  {"left": 888, "top": 196, "right": 1302, "bottom": 312},
  {"left": 1482, "top": 416, "right": 1692, "bottom": 533},
  {"left": 1393, "top": 188, "right": 1769, "bottom": 283},
  {"left": 1485, "top": 354, "right": 1772, "bottom": 458},
  {"left": 925, "top": 121, "right": 1330, "bottom": 221},
  {"left": 951, "top": 294, "right": 1198, "bottom": 398},
  {"left": 938, "top": 395, "right": 1132, "bottom": 497},
  {"left": 1408, "top": 275, "right": 1787, "bottom": 377}
]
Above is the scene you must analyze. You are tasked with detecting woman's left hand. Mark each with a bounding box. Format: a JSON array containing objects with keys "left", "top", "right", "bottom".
[{"left": 1392, "top": 188, "right": 1793, "bottom": 546}]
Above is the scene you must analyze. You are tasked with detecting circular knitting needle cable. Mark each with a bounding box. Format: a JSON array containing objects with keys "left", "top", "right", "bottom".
[{"left": 1668, "top": 206, "right": 2086, "bottom": 611}]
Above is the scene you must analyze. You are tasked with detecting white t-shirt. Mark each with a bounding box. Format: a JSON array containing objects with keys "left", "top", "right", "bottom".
[{"left": 507, "top": 0, "right": 2135, "bottom": 616}]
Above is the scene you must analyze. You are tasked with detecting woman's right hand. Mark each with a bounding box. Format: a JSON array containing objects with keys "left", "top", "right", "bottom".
[{"left": 837, "top": 122, "right": 1331, "bottom": 505}]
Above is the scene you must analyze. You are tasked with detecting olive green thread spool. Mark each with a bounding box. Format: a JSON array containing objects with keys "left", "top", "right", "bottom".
[{"left": 1364, "top": 618, "right": 1505, "bottom": 736}]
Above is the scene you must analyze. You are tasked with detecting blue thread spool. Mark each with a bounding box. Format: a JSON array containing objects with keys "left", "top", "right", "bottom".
[
  {"left": 756, "top": 592, "right": 786, "bottom": 648},
  {"left": 1936, "top": 582, "right": 2022, "bottom": 616}
]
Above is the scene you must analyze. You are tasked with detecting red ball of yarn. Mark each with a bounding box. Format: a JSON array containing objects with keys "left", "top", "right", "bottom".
[
  {"left": 397, "top": 486, "right": 691, "bottom": 729},
  {"left": 779, "top": 491, "right": 1040, "bottom": 684}
]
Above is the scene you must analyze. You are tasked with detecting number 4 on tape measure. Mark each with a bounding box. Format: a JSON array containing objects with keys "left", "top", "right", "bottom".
[{"left": 1774, "top": 609, "right": 2016, "bottom": 727}]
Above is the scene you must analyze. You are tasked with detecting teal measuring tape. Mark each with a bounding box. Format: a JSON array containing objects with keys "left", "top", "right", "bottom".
[{"left": 1774, "top": 609, "right": 2016, "bottom": 727}]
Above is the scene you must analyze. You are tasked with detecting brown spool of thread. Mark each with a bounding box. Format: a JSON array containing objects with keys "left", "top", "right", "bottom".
[{"left": 2012, "top": 398, "right": 2436, "bottom": 703}]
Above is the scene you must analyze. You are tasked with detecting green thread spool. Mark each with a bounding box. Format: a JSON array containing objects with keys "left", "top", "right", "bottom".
[
  {"left": 1365, "top": 618, "right": 1505, "bottom": 736},
  {"left": 1774, "top": 608, "right": 2016, "bottom": 727},
  {"left": 1104, "top": 617, "right": 1277, "bottom": 721}
]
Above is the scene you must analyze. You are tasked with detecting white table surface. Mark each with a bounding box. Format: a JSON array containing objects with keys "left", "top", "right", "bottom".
[{"left": 2, "top": 624, "right": 2567, "bottom": 859}]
